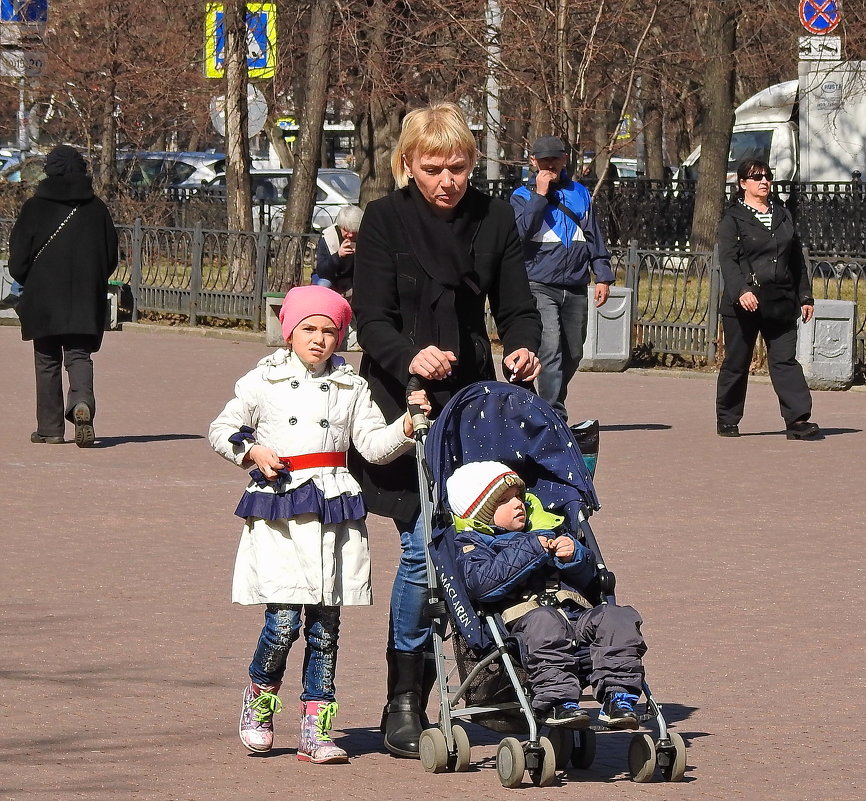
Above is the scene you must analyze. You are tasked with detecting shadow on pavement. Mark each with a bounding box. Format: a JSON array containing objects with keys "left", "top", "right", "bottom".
[
  {"left": 600, "top": 423, "right": 672, "bottom": 432},
  {"left": 742, "top": 427, "right": 860, "bottom": 439},
  {"left": 92, "top": 433, "right": 205, "bottom": 448}
]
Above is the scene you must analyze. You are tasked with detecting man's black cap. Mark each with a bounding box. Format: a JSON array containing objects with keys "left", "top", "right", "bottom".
[{"left": 531, "top": 136, "right": 567, "bottom": 159}]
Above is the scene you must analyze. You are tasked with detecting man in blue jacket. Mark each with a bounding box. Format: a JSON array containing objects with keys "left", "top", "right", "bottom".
[{"left": 511, "top": 137, "right": 614, "bottom": 421}]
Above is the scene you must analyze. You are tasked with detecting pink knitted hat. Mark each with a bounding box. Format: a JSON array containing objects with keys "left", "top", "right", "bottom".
[{"left": 278, "top": 285, "right": 352, "bottom": 343}]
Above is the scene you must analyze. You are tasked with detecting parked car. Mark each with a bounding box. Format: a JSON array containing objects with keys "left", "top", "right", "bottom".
[
  {"left": 203, "top": 167, "right": 361, "bottom": 230},
  {"left": 0, "top": 152, "right": 45, "bottom": 183},
  {"left": 115, "top": 151, "right": 226, "bottom": 192}
]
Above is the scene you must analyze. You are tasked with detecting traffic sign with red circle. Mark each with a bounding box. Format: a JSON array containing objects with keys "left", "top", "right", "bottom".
[{"left": 799, "top": 0, "right": 840, "bottom": 34}]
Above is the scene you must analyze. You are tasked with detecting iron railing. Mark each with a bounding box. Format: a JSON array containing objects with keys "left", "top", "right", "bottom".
[
  {"left": 1, "top": 217, "right": 863, "bottom": 371},
  {"left": 479, "top": 177, "right": 866, "bottom": 253},
  {"left": 113, "top": 220, "right": 318, "bottom": 326}
]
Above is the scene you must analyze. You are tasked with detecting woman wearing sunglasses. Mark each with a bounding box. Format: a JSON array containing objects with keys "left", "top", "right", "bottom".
[{"left": 715, "top": 159, "right": 819, "bottom": 440}]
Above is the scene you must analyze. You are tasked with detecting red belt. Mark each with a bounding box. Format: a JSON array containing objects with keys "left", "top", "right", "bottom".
[{"left": 279, "top": 452, "right": 346, "bottom": 471}]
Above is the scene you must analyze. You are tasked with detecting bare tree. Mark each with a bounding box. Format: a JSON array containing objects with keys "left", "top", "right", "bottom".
[
  {"left": 690, "top": 0, "right": 736, "bottom": 251},
  {"left": 223, "top": 0, "right": 253, "bottom": 234},
  {"left": 282, "top": 0, "right": 335, "bottom": 234}
]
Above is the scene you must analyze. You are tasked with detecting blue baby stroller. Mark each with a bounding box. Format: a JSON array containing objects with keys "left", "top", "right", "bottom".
[{"left": 406, "top": 380, "right": 685, "bottom": 787}]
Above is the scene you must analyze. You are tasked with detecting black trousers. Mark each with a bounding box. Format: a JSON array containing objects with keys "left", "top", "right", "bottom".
[
  {"left": 33, "top": 335, "right": 99, "bottom": 437},
  {"left": 509, "top": 604, "right": 646, "bottom": 711},
  {"left": 716, "top": 311, "right": 812, "bottom": 427}
]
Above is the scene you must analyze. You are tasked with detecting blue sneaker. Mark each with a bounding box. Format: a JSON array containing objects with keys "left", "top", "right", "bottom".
[
  {"left": 598, "top": 692, "right": 639, "bottom": 730},
  {"left": 544, "top": 701, "right": 590, "bottom": 728}
]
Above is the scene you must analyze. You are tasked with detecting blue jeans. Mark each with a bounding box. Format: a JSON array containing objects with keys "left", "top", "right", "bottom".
[
  {"left": 530, "top": 282, "right": 589, "bottom": 422},
  {"left": 249, "top": 604, "right": 340, "bottom": 701},
  {"left": 389, "top": 514, "right": 431, "bottom": 653}
]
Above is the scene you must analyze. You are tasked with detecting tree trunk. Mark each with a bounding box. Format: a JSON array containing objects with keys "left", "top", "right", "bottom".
[
  {"left": 643, "top": 71, "right": 665, "bottom": 181},
  {"left": 354, "top": 0, "right": 402, "bottom": 206},
  {"left": 224, "top": 0, "right": 253, "bottom": 234},
  {"left": 282, "top": 0, "right": 334, "bottom": 236},
  {"left": 95, "top": 74, "right": 117, "bottom": 198},
  {"left": 690, "top": 2, "right": 736, "bottom": 251}
]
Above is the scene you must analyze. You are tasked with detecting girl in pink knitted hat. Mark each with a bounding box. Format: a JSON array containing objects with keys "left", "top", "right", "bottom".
[{"left": 209, "top": 285, "right": 428, "bottom": 764}]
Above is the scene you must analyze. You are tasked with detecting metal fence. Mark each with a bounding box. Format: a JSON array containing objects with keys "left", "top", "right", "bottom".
[
  {"left": 481, "top": 177, "right": 866, "bottom": 253},
  {"left": 1, "top": 216, "right": 862, "bottom": 372},
  {"left": 113, "top": 220, "right": 318, "bottom": 326}
]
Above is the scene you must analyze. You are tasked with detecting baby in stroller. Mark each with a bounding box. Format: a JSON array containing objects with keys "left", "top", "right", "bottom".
[{"left": 445, "top": 460, "right": 647, "bottom": 730}]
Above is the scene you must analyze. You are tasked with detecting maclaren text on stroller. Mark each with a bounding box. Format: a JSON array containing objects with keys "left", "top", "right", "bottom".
[{"left": 407, "top": 380, "right": 686, "bottom": 787}]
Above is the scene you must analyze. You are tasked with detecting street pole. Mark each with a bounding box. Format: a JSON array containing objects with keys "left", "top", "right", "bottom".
[
  {"left": 485, "top": 0, "right": 501, "bottom": 182},
  {"left": 18, "top": 76, "right": 29, "bottom": 151}
]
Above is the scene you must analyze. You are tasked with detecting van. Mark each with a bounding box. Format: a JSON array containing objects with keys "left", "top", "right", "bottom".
[
  {"left": 679, "top": 61, "right": 866, "bottom": 184},
  {"left": 204, "top": 167, "right": 361, "bottom": 230}
]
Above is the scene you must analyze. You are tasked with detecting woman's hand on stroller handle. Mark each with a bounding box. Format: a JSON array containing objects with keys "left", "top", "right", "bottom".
[
  {"left": 409, "top": 345, "right": 456, "bottom": 380},
  {"left": 503, "top": 348, "right": 540, "bottom": 383}
]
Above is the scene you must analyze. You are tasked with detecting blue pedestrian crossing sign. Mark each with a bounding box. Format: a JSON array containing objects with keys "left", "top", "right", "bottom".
[
  {"left": 205, "top": 2, "right": 276, "bottom": 79},
  {"left": 0, "top": 0, "right": 48, "bottom": 23},
  {"left": 799, "top": 0, "right": 840, "bottom": 34}
]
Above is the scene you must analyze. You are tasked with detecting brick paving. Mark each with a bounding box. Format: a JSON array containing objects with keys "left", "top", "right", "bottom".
[{"left": 0, "top": 325, "right": 863, "bottom": 801}]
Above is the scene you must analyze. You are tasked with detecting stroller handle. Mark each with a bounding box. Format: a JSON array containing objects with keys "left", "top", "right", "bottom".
[{"left": 407, "top": 375, "right": 430, "bottom": 438}]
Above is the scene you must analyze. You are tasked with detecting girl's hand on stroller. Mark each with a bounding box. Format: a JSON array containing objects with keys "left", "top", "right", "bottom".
[
  {"left": 247, "top": 444, "right": 282, "bottom": 479},
  {"left": 409, "top": 346, "right": 456, "bottom": 380},
  {"left": 504, "top": 348, "right": 541, "bottom": 383},
  {"left": 403, "top": 390, "right": 432, "bottom": 436}
]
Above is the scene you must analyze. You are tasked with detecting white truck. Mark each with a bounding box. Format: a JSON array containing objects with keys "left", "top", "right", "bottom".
[{"left": 680, "top": 60, "right": 866, "bottom": 183}]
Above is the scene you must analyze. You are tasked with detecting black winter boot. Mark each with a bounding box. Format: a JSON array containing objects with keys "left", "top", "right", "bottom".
[{"left": 382, "top": 649, "right": 425, "bottom": 758}]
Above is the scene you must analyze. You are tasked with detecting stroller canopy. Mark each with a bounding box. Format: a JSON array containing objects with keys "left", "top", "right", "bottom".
[{"left": 425, "top": 380, "right": 600, "bottom": 514}]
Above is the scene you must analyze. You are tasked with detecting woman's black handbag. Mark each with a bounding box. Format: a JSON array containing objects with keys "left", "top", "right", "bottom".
[{"left": 752, "top": 280, "right": 799, "bottom": 321}]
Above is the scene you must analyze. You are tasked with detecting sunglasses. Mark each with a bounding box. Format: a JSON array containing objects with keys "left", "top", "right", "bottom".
[{"left": 745, "top": 172, "right": 773, "bottom": 182}]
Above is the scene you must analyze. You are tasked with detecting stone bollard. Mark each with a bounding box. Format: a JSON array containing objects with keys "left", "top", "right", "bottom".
[
  {"left": 796, "top": 298, "right": 856, "bottom": 390},
  {"left": 1, "top": 259, "right": 19, "bottom": 324},
  {"left": 264, "top": 292, "right": 287, "bottom": 347},
  {"left": 579, "top": 286, "right": 633, "bottom": 372}
]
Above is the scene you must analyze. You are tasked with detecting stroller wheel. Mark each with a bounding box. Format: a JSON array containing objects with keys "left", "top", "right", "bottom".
[
  {"left": 570, "top": 728, "right": 596, "bottom": 770},
  {"left": 496, "top": 737, "right": 526, "bottom": 788},
  {"left": 528, "top": 737, "right": 557, "bottom": 787},
  {"left": 419, "top": 728, "right": 449, "bottom": 774},
  {"left": 545, "top": 727, "right": 573, "bottom": 770},
  {"left": 628, "top": 732, "right": 657, "bottom": 782},
  {"left": 659, "top": 731, "right": 687, "bottom": 782},
  {"left": 449, "top": 724, "right": 471, "bottom": 773}
]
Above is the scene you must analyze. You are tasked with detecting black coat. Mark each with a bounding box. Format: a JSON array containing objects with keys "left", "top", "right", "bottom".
[
  {"left": 9, "top": 175, "right": 118, "bottom": 344},
  {"left": 717, "top": 202, "right": 812, "bottom": 317},
  {"left": 351, "top": 185, "right": 542, "bottom": 521}
]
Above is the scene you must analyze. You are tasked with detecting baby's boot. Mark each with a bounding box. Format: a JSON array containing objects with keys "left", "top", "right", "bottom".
[
  {"left": 599, "top": 690, "right": 640, "bottom": 730},
  {"left": 239, "top": 681, "right": 283, "bottom": 752},
  {"left": 297, "top": 701, "right": 349, "bottom": 763}
]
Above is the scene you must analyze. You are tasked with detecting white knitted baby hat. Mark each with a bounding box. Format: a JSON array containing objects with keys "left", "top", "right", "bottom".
[{"left": 446, "top": 461, "right": 526, "bottom": 525}]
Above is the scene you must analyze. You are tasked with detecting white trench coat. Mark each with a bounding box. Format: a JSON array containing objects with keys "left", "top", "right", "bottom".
[{"left": 209, "top": 349, "right": 413, "bottom": 606}]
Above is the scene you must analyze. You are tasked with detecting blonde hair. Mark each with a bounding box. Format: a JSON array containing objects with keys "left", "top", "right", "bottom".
[{"left": 391, "top": 102, "right": 478, "bottom": 188}]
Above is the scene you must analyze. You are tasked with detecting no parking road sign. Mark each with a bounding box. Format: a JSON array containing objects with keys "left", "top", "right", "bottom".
[{"left": 799, "top": 0, "right": 840, "bottom": 34}]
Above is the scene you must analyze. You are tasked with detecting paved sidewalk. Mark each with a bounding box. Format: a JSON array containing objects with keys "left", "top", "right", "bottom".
[{"left": 0, "top": 326, "right": 863, "bottom": 801}]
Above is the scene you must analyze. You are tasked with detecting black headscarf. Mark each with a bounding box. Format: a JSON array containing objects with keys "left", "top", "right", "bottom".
[{"left": 44, "top": 145, "right": 88, "bottom": 177}]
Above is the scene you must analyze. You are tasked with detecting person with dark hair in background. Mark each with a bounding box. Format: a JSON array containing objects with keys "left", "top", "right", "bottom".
[
  {"left": 716, "top": 159, "right": 819, "bottom": 439},
  {"left": 9, "top": 145, "right": 118, "bottom": 447}
]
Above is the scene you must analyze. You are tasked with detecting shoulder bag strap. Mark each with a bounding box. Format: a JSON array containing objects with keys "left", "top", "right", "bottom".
[
  {"left": 549, "top": 194, "right": 584, "bottom": 228},
  {"left": 33, "top": 205, "right": 78, "bottom": 263}
]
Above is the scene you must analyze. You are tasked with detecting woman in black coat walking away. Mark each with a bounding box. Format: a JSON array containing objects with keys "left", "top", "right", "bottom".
[
  {"left": 9, "top": 145, "right": 118, "bottom": 447},
  {"left": 716, "top": 159, "right": 819, "bottom": 440}
]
